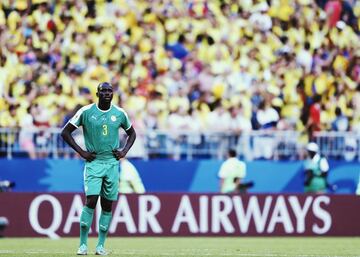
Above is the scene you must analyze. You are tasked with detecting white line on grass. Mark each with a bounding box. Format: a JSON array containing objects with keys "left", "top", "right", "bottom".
[
  {"left": 0, "top": 250, "right": 355, "bottom": 257},
  {"left": 116, "top": 251, "right": 353, "bottom": 257},
  {"left": 0, "top": 250, "right": 67, "bottom": 255}
]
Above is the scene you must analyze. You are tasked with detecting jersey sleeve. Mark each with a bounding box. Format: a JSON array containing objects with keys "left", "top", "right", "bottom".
[
  {"left": 218, "top": 163, "right": 227, "bottom": 178},
  {"left": 319, "top": 157, "right": 329, "bottom": 172},
  {"left": 69, "top": 107, "right": 84, "bottom": 128},
  {"left": 236, "top": 161, "right": 246, "bottom": 179},
  {"left": 121, "top": 109, "right": 132, "bottom": 131}
]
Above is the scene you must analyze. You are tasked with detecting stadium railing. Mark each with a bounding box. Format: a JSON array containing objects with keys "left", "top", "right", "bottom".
[{"left": 0, "top": 128, "right": 359, "bottom": 161}]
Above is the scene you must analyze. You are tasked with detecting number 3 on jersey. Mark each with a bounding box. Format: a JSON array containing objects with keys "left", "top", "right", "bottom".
[{"left": 102, "top": 124, "right": 108, "bottom": 136}]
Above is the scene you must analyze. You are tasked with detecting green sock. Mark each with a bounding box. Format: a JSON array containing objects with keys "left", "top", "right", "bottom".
[
  {"left": 79, "top": 206, "right": 94, "bottom": 246},
  {"left": 97, "top": 211, "right": 112, "bottom": 247}
]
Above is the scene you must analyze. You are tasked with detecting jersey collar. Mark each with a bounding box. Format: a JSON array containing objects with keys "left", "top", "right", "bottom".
[{"left": 96, "top": 103, "right": 112, "bottom": 113}]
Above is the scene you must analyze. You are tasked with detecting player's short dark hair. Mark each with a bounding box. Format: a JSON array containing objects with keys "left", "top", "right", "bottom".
[
  {"left": 228, "top": 149, "right": 237, "bottom": 158},
  {"left": 97, "top": 82, "right": 112, "bottom": 91}
]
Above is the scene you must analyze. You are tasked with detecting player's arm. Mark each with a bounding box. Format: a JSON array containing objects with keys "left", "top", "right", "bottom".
[
  {"left": 218, "top": 164, "right": 226, "bottom": 193},
  {"left": 319, "top": 157, "right": 329, "bottom": 177},
  {"left": 304, "top": 169, "right": 313, "bottom": 186},
  {"left": 112, "top": 126, "right": 136, "bottom": 160},
  {"left": 61, "top": 123, "right": 96, "bottom": 162}
]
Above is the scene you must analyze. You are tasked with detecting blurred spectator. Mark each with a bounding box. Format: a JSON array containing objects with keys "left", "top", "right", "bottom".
[
  {"left": 119, "top": 158, "right": 145, "bottom": 194},
  {"left": 256, "top": 99, "right": 280, "bottom": 130},
  {"left": 307, "top": 95, "right": 322, "bottom": 141},
  {"left": 0, "top": 0, "right": 359, "bottom": 160},
  {"left": 165, "top": 34, "right": 188, "bottom": 60},
  {"left": 19, "top": 105, "right": 36, "bottom": 159},
  {"left": 228, "top": 106, "right": 252, "bottom": 134},
  {"left": 249, "top": 2, "right": 272, "bottom": 32},
  {"left": 340, "top": 1, "right": 357, "bottom": 29},
  {"left": 167, "top": 106, "right": 193, "bottom": 160},
  {"left": 0, "top": 104, "right": 18, "bottom": 157},
  {"left": 325, "top": 0, "right": 343, "bottom": 28},
  {"left": 218, "top": 149, "right": 246, "bottom": 193},
  {"left": 296, "top": 41, "right": 313, "bottom": 74},
  {"left": 331, "top": 107, "right": 349, "bottom": 131},
  {"left": 304, "top": 142, "right": 335, "bottom": 193},
  {"left": 32, "top": 103, "right": 51, "bottom": 158}
]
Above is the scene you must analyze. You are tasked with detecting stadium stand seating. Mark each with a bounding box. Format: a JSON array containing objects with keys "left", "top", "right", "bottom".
[{"left": 0, "top": 0, "right": 359, "bottom": 160}]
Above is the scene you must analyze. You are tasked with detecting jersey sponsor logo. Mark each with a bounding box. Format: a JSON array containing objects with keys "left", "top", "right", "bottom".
[
  {"left": 111, "top": 115, "right": 117, "bottom": 122},
  {"left": 91, "top": 115, "right": 97, "bottom": 120}
]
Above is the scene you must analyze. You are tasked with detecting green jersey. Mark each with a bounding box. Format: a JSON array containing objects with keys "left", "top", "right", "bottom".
[{"left": 69, "top": 103, "right": 131, "bottom": 160}]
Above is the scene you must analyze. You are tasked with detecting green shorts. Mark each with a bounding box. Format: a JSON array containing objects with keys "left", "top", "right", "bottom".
[{"left": 84, "top": 159, "right": 120, "bottom": 201}]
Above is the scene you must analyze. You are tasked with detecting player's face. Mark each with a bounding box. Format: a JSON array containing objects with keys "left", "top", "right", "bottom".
[
  {"left": 307, "top": 150, "right": 316, "bottom": 158},
  {"left": 97, "top": 84, "right": 113, "bottom": 103}
]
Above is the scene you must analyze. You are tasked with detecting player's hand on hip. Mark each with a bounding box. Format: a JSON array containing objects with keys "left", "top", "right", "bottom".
[
  {"left": 112, "top": 149, "right": 127, "bottom": 160},
  {"left": 80, "top": 150, "right": 96, "bottom": 162}
]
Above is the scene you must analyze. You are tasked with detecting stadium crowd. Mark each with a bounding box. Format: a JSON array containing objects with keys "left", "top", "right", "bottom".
[{"left": 0, "top": 0, "right": 359, "bottom": 158}]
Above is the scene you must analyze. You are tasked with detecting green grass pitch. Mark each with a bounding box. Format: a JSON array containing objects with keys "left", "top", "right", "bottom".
[{"left": 0, "top": 237, "right": 359, "bottom": 257}]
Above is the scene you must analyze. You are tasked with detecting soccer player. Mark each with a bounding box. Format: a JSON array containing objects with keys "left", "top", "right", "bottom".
[{"left": 61, "top": 82, "right": 136, "bottom": 255}]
